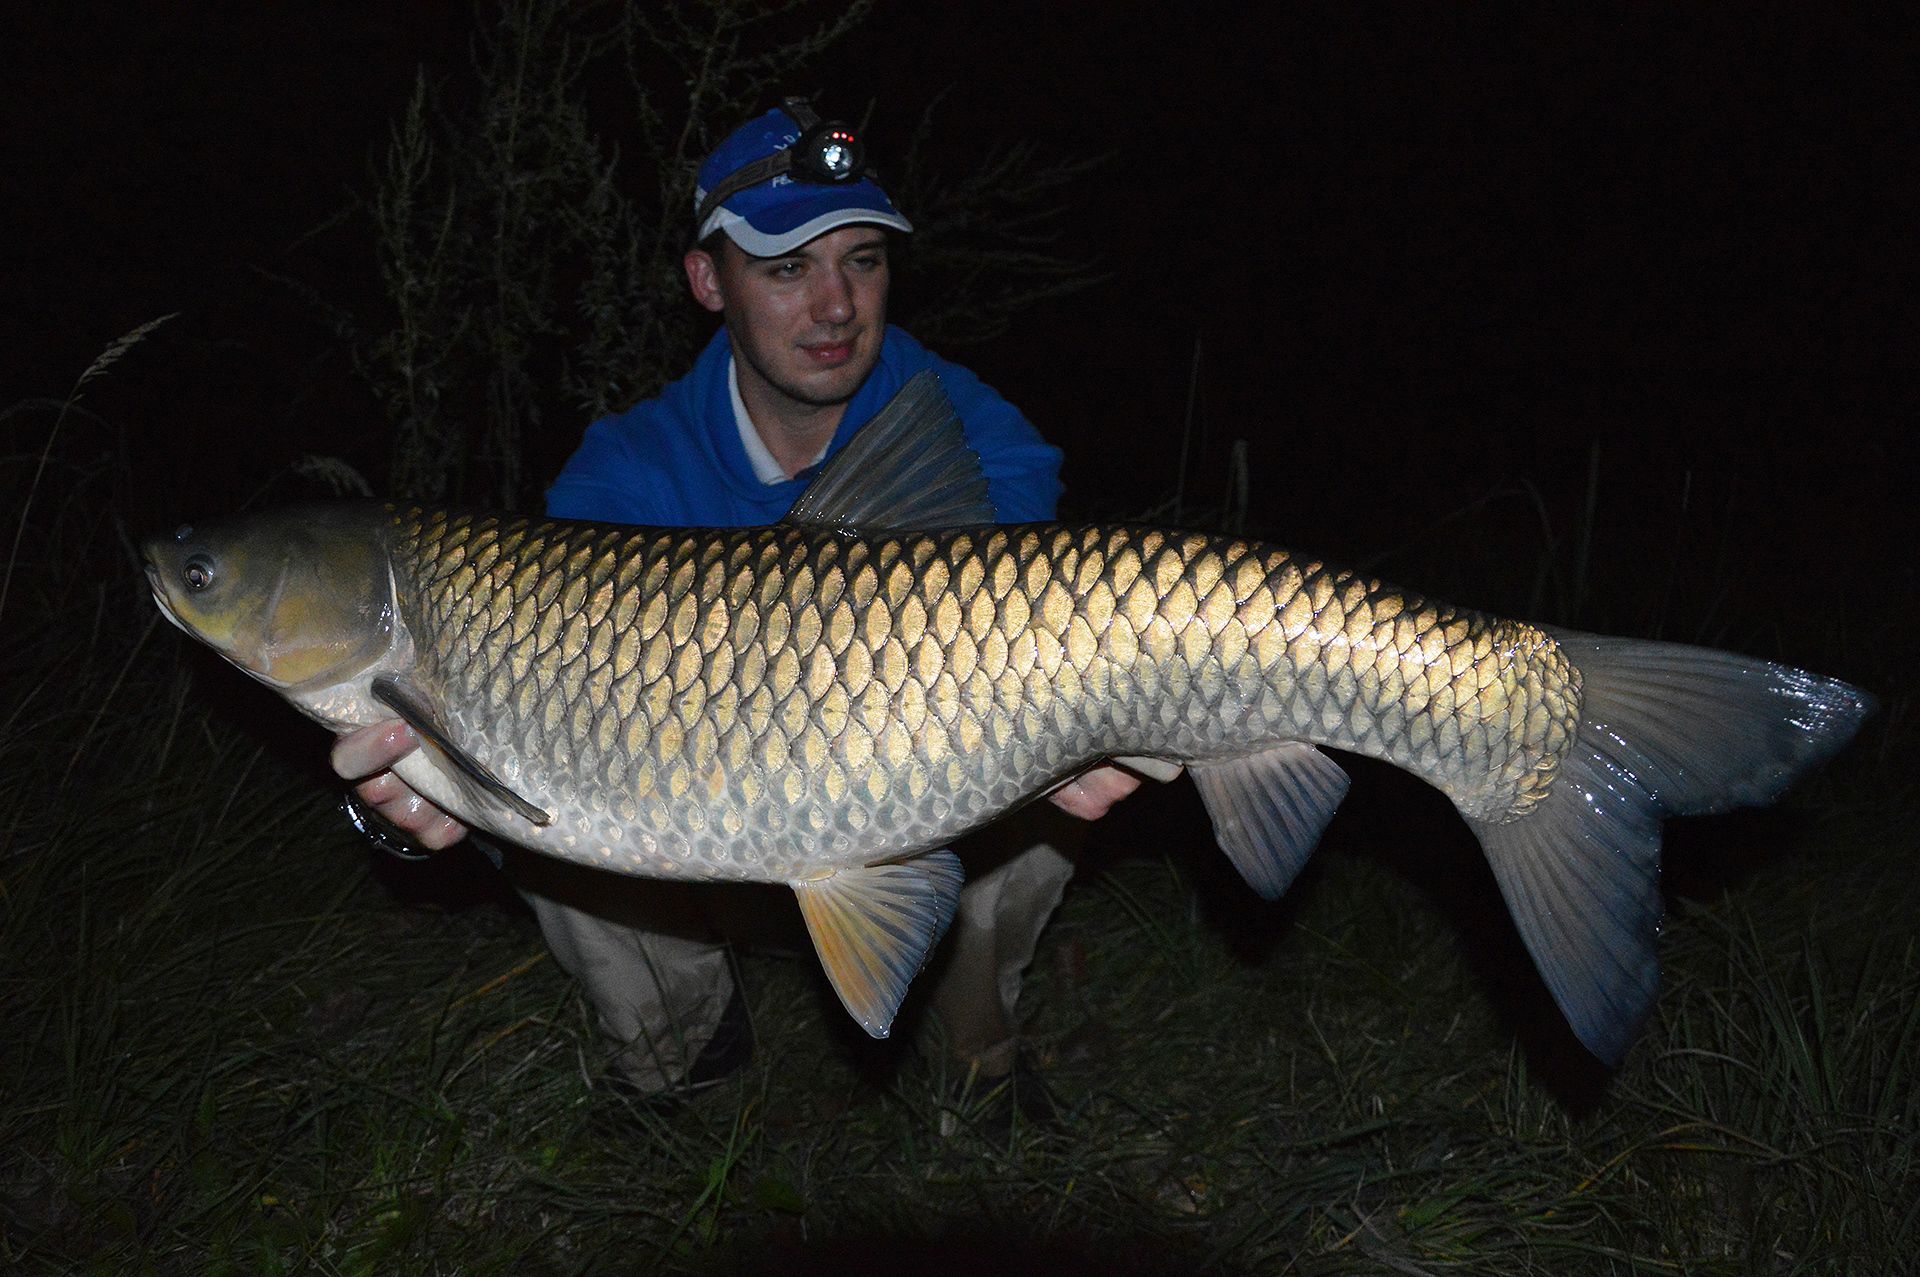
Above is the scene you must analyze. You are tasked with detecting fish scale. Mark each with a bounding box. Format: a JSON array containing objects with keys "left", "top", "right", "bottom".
[
  {"left": 145, "top": 368, "right": 1872, "bottom": 1059},
  {"left": 390, "top": 509, "right": 1578, "bottom": 881}
]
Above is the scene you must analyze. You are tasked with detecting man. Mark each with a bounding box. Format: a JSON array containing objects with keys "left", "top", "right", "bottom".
[{"left": 334, "top": 101, "right": 1155, "bottom": 1101}]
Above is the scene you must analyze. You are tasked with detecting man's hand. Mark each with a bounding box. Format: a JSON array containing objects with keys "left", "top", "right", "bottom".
[
  {"left": 332, "top": 720, "right": 469, "bottom": 851},
  {"left": 1047, "top": 761, "right": 1178, "bottom": 820}
]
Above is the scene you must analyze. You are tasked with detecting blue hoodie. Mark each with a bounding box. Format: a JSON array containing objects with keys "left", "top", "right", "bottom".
[{"left": 546, "top": 326, "right": 1063, "bottom": 526}]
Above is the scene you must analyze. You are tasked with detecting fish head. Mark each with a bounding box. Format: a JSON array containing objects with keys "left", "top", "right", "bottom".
[{"left": 143, "top": 503, "right": 398, "bottom": 692}]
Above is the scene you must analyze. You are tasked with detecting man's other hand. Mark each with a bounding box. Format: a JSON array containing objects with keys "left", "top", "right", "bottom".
[{"left": 1047, "top": 761, "right": 1178, "bottom": 821}]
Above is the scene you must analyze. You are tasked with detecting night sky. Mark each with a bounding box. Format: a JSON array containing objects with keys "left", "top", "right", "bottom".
[{"left": 6, "top": 3, "right": 1914, "bottom": 653}]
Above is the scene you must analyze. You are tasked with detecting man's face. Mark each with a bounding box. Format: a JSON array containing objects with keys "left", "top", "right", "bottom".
[{"left": 685, "top": 226, "right": 891, "bottom": 414}]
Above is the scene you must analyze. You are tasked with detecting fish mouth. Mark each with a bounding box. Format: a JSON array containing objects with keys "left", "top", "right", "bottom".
[{"left": 143, "top": 560, "right": 191, "bottom": 637}]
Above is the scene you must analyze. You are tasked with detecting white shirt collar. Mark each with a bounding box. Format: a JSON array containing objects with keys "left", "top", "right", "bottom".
[{"left": 729, "top": 355, "right": 827, "bottom": 485}]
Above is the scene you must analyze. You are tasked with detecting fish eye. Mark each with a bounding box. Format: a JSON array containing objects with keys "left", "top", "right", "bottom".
[
  {"left": 173, "top": 525, "right": 194, "bottom": 542},
  {"left": 182, "top": 554, "right": 215, "bottom": 592}
]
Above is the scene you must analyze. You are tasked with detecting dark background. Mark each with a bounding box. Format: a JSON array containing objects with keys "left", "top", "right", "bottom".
[{"left": 5, "top": 2, "right": 1913, "bottom": 644}]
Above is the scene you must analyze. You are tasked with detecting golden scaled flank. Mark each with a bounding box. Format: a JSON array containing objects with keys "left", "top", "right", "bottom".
[{"left": 392, "top": 509, "right": 1579, "bottom": 870}]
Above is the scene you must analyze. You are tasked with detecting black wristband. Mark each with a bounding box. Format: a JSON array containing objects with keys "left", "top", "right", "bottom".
[{"left": 341, "top": 791, "right": 434, "bottom": 862}]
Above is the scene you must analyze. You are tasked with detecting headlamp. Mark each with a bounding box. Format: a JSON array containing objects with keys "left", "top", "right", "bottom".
[{"left": 694, "top": 97, "right": 869, "bottom": 232}]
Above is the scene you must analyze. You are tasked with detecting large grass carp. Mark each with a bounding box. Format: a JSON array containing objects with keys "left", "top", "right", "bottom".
[{"left": 144, "top": 373, "right": 1872, "bottom": 1063}]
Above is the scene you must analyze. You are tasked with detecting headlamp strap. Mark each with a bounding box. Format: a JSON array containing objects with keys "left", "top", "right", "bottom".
[{"left": 781, "top": 96, "right": 822, "bottom": 130}]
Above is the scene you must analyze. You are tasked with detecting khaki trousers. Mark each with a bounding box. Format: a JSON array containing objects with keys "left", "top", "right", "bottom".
[{"left": 513, "top": 804, "right": 1081, "bottom": 1093}]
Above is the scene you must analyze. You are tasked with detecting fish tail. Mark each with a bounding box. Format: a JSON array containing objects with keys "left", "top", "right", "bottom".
[{"left": 1464, "top": 630, "right": 1875, "bottom": 1065}]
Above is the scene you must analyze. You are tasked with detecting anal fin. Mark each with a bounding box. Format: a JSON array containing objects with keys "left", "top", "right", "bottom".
[
  {"left": 791, "top": 850, "right": 965, "bottom": 1038},
  {"left": 372, "top": 674, "right": 551, "bottom": 827},
  {"left": 1190, "top": 743, "right": 1350, "bottom": 900}
]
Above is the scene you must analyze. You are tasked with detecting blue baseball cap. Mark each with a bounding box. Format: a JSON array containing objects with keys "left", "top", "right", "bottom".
[{"left": 692, "top": 105, "right": 913, "bottom": 256}]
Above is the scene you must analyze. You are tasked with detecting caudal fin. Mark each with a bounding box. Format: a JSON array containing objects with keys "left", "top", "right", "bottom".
[{"left": 1464, "top": 630, "right": 1875, "bottom": 1065}]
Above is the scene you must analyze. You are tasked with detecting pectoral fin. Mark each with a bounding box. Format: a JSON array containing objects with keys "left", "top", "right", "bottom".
[
  {"left": 371, "top": 674, "right": 552, "bottom": 827},
  {"left": 1190, "top": 743, "right": 1350, "bottom": 900},
  {"left": 791, "top": 850, "right": 965, "bottom": 1038}
]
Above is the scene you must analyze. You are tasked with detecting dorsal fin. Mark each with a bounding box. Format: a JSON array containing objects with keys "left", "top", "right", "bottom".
[{"left": 781, "top": 370, "right": 997, "bottom": 532}]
